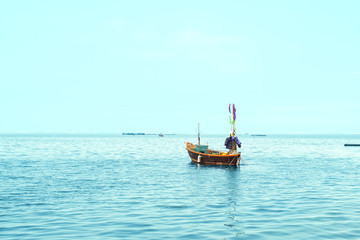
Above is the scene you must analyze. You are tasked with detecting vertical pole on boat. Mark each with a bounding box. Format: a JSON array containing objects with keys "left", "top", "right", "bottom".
[
  {"left": 198, "top": 123, "right": 200, "bottom": 146},
  {"left": 231, "top": 103, "right": 237, "bottom": 153},
  {"left": 232, "top": 137, "right": 237, "bottom": 152},
  {"left": 229, "top": 104, "right": 233, "bottom": 134},
  {"left": 232, "top": 130, "right": 237, "bottom": 152}
]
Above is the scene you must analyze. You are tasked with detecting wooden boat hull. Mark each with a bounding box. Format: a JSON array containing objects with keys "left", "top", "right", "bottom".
[{"left": 186, "top": 142, "right": 240, "bottom": 166}]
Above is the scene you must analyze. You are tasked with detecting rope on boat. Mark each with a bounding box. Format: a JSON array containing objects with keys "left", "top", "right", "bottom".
[
  {"left": 229, "top": 156, "right": 237, "bottom": 166},
  {"left": 229, "top": 155, "right": 248, "bottom": 166},
  {"left": 240, "top": 158, "right": 248, "bottom": 165}
]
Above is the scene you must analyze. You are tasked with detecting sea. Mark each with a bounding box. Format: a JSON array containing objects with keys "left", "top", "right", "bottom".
[{"left": 0, "top": 134, "right": 359, "bottom": 239}]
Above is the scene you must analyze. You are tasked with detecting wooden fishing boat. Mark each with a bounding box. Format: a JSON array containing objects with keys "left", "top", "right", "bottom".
[
  {"left": 186, "top": 104, "right": 241, "bottom": 166},
  {"left": 186, "top": 142, "right": 241, "bottom": 166}
]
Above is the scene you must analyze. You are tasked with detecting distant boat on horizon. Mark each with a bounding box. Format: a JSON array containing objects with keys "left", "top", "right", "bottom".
[
  {"left": 122, "top": 133, "right": 145, "bottom": 136},
  {"left": 251, "top": 134, "right": 267, "bottom": 137}
]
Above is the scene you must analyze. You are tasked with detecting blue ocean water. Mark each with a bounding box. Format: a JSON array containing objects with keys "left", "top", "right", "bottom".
[{"left": 1, "top": 134, "right": 360, "bottom": 239}]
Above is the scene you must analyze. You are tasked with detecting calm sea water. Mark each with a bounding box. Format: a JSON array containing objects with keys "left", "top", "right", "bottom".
[{"left": 1, "top": 134, "right": 360, "bottom": 239}]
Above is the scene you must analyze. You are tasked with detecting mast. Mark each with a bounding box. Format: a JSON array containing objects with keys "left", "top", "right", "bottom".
[
  {"left": 198, "top": 123, "right": 200, "bottom": 146},
  {"left": 229, "top": 103, "right": 237, "bottom": 152}
]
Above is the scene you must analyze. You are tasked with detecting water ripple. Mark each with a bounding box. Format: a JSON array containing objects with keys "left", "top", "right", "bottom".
[{"left": 1, "top": 134, "right": 360, "bottom": 239}]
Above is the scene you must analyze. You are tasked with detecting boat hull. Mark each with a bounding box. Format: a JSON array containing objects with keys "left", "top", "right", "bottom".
[{"left": 186, "top": 142, "right": 240, "bottom": 166}]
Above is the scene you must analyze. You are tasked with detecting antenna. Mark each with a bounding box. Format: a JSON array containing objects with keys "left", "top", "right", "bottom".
[{"left": 198, "top": 123, "right": 200, "bottom": 146}]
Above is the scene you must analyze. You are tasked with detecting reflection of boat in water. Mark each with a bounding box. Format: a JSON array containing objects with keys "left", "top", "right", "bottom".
[{"left": 186, "top": 104, "right": 241, "bottom": 166}]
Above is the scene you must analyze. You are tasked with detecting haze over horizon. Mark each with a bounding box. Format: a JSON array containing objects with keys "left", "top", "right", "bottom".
[{"left": 1, "top": 1, "right": 359, "bottom": 135}]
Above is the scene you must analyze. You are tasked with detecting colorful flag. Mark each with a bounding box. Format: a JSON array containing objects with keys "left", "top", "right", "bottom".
[{"left": 233, "top": 104, "right": 236, "bottom": 121}]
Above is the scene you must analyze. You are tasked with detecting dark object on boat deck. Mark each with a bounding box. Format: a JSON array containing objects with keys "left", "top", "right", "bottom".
[
  {"left": 225, "top": 136, "right": 241, "bottom": 149},
  {"left": 344, "top": 144, "right": 360, "bottom": 147}
]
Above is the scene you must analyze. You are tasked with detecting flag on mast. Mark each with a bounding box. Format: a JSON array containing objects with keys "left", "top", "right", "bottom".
[{"left": 233, "top": 104, "right": 236, "bottom": 121}]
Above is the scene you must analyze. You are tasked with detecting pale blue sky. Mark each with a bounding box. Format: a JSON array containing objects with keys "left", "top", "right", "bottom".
[{"left": 1, "top": 1, "right": 359, "bottom": 134}]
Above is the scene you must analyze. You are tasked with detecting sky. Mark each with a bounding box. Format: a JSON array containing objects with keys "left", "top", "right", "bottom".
[{"left": 1, "top": 1, "right": 359, "bottom": 134}]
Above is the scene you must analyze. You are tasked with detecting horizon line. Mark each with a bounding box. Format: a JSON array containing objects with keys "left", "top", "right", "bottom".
[{"left": 1, "top": 132, "right": 360, "bottom": 136}]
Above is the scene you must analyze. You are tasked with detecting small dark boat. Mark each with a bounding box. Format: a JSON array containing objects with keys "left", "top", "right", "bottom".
[
  {"left": 186, "top": 104, "right": 241, "bottom": 166},
  {"left": 159, "top": 134, "right": 164, "bottom": 137},
  {"left": 344, "top": 144, "right": 360, "bottom": 147}
]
